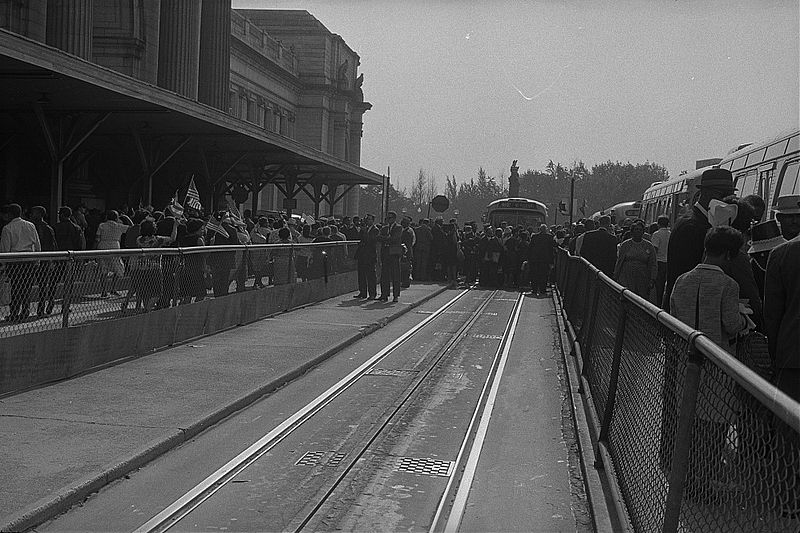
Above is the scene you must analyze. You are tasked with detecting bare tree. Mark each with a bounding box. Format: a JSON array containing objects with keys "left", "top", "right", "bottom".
[
  {"left": 411, "top": 168, "right": 427, "bottom": 207},
  {"left": 425, "top": 174, "right": 439, "bottom": 204},
  {"left": 445, "top": 175, "right": 458, "bottom": 201}
]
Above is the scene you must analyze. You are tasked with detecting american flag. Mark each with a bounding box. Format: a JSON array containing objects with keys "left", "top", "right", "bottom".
[
  {"left": 185, "top": 176, "right": 203, "bottom": 211},
  {"left": 205, "top": 219, "right": 229, "bottom": 238},
  {"left": 227, "top": 200, "right": 242, "bottom": 220},
  {"left": 170, "top": 191, "right": 184, "bottom": 217}
]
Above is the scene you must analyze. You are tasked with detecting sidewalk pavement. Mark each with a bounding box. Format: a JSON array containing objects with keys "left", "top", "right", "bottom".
[{"left": 0, "top": 283, "right": 448, "bottom": 532}]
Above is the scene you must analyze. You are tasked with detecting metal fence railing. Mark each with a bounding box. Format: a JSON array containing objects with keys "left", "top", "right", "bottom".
[
  {"left": 0, "top": 241, "right": 357, "bottom": 339},
  {"left": 554, "top": 248, "right": 800, "bottom": 533}
]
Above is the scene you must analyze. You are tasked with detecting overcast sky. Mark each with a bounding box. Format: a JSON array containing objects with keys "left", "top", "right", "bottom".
[{"left": 234, "top": 0, "right": 799, "bottom": 192}]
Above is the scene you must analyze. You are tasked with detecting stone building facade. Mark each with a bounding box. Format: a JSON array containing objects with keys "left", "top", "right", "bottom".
[{"left": 0, "top": 1, "right": 370, "bottom": 217}]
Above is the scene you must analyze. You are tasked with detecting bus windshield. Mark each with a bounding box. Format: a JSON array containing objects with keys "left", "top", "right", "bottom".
[{"left": 488, "top": 210, "right": 545, "bottom": 228}]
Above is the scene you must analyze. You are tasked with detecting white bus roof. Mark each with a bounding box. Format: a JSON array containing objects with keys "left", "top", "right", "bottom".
[
  {"left": 486, "top": 197, "right": 548, "bottom": 210},
  {"left": 721, "top": 127, "right": 798, "bottom": 162}
]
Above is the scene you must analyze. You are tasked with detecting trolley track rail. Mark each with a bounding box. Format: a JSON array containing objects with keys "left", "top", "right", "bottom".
[{"left": 133, "top": 288, "right": 502, "bottom": 533}]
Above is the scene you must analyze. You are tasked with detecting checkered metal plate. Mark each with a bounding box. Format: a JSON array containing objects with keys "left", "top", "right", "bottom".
[{"left": 394, "top": 456, "right": 455, "bottom": 477}]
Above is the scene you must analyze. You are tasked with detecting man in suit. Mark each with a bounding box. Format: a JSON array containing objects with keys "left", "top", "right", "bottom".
[
  {"left": 378, "top": 211, "right": 403, "bottom": 302},
  {"left": 354, "top": 213, "right": 379, "bottom": 299},
  {"left": 662, "top": 168, "right": 736, "bottom": 312},
  {"left": 413, "top": 219, "right": 433, "bottom": 281},
  {"left": 528, "top": 224, "right": 555, "bottom": 296},
  {"left": 764, "top": 233, "right": 800, "bottom": 402},
  {"left": 579, "top": 215, "right": 617, "bottom": 277}
]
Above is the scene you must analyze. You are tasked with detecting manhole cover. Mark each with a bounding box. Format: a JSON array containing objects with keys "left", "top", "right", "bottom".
[{"left": 394, "top": 456, "right": 454, "bottom": 477}]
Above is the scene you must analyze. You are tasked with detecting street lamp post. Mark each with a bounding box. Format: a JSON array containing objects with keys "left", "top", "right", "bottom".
[{"left": 569, "top": 169, "right": 575, "bottom": 228}]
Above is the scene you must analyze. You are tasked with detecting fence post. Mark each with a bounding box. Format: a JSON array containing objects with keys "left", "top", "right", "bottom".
[
  {"left": 61, "top": 252, "right": 76, "bottom": 329},
  {"left": 564, "top": 259, "right": 577, "bottom": 313},
  {"left": 578, "top": 270, "right": 602, "bottom": 393},
  {"left": 662, "top": 343, "right": 704, "bottom": 533},
  {"left": 595, "top": 293, "right": 629, "bottom": 467},
  {"left": 577, "top": 266, "right": 593, "bottom": 344}
]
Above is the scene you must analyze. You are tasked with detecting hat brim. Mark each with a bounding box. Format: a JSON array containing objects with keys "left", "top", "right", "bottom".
[
  {"left": 775, "top": 208, "right": 800, "bottom": 215},
  {"left": 748, "top": 236, "right": 787, "bottom": 254},
  {"left": 697, "top": 184, "right": 736, "bottom": 193}
]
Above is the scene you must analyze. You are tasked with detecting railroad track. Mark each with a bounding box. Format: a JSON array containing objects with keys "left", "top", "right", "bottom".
[{"left": 133, "top": 288, "right": 525, "bottom": 533}]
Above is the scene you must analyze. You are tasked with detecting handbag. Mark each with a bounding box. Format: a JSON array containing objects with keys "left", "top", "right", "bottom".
[{"left": 736, "top": 331, "right": 772, "bottom": 380}]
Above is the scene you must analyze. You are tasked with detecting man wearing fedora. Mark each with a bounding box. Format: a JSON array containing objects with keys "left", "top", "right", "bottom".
[
  {"left": 748, "top": 219, "right": 787, "bottom": 301},
  {"left": 662, "top": 167, "right": 737, "bottom": 312},
  {"left": 774, "top": 194, "right": 800, "bottom": 240},
  {"left": 763, "top": 223, "right": 800, "bottom": 402}
]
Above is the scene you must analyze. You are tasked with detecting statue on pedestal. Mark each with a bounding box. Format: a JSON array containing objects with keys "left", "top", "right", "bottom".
[{"left": 509, "top": 159, "right": 520, "bottom": 198}]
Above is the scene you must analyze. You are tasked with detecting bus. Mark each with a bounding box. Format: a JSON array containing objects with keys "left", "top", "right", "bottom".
[
  {"left": 642, "top": 128, "right": 799, "bottom": 225},
  {"left": 719, "top": 128, "right": 799, "bottom": 220},
  {"left": 641, "top": 168, "right": 707, "bottom": 225},
  {"left": 485, "top": 197, "right": 548, "bottom": 228},
  {"left": 590, "top": 201, "right": 642, "bottom": 226}
]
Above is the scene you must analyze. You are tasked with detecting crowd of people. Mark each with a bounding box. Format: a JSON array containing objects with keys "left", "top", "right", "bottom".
[
  {"left": 346, "top": 169, "right": 799, "bottom": 407},
  {"left": 0, "top": 201, "right": 361, "bottom": 321},
  {"left": 350, "top": 211, "right": 561, "bottom": 303},
  {"left": 2, "top": 170, "right": 798, "bottom": 404}
]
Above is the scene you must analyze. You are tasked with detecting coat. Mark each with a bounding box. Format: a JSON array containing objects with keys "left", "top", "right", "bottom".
[
  {"left": 528, "top": 232, "right": 555, "bottom": 264},
  {"left": 579, "top": 228, "right": 617, "bottom": 276},
  {"left": 663, "top": 206, "right": 710, "bottom": 312},
  {"left": 670, "top": 264, "right": 747, "bottom": 423},
  {"left": 355, "top": 224, "right": 379, "bottom": 263},
  {"left": 763, "top": 236, "right": 800, "bottom": 369}
]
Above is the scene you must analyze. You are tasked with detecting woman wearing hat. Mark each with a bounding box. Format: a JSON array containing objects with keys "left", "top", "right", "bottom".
[{"left": 614, "top": 220, "right": 657, "bottom": 298}]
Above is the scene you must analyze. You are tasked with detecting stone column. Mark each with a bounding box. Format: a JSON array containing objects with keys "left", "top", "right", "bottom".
[
  {"left": 157, "top": 0, "right": 201, "bottom": 99},
  {"left": 0, "top": 0, "right": 47, "bottom": 42},
  {"left": 198, "top": 0, "right": 231, "bottom": 111},
  {"left": 46, "top": 0, "right": 93, "bottom": 59}
]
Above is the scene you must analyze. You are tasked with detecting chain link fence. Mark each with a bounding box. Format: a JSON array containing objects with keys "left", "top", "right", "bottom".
[
  {"left": 554, "top": 249, "right": 800, "bottom": 533},
  {"left": 0, "top": 242, "right": 356, "bottom": 339}
]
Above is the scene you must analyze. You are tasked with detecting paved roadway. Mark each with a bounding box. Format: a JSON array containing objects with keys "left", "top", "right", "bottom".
[{"left": 2, "top": 284, "right": 597, "bottom": 532}]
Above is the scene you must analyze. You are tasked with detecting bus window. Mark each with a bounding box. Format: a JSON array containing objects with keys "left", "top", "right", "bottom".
[
  {"left": 765, "top": 139, "right": 790, "bottom": 161},
  {"left": 737, "top": 170, "right": 758, "bottom": 196},
  {"left": 731, "top": 157, "right": 747, "bottom": 171},
  {"left": 778, "top": 161, "right": 800, "bottom": 197},
  {"left": 720, "top": 160, "right": 733, "bottom": 171},
  {"left": 787, "top": 134, "right": 799, "bottom": 155},
  {"left": 745, "top": 148, "right": 766, "bottom": 167}
]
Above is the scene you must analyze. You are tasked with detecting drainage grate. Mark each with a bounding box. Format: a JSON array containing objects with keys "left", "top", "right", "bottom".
[
  {"left": 366, "top": 368, "right": 419, "bottom": 378},
  {"left": 394, "top": 456, "right": 455, "bottom": 477},
  {"left": 295, "top": 451, "right": 347, "bottom": 467},
  {"left": 472, "top": 333, "right": 503, "bottom": 340}
]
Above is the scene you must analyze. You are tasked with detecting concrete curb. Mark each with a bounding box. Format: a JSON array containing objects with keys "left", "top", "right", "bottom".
[
  {"left": 551, "top": 289, "right": 619, "bottom": 533},
  {"left": 1, "top": 286, "right": 451, "bottom": 533}
]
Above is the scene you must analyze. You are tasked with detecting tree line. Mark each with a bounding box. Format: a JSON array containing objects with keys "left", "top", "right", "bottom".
[{"left": 360, "top": 160, "right": 670, "bottom": 225}]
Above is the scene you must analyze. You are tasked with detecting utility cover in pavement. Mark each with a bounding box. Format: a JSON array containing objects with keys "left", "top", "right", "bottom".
[
  {"left": 394, "top": 456, "right": 455, "bottom": 477},
  {"left": 295, "top": 451, "right": 347, "bottom": 467}
]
